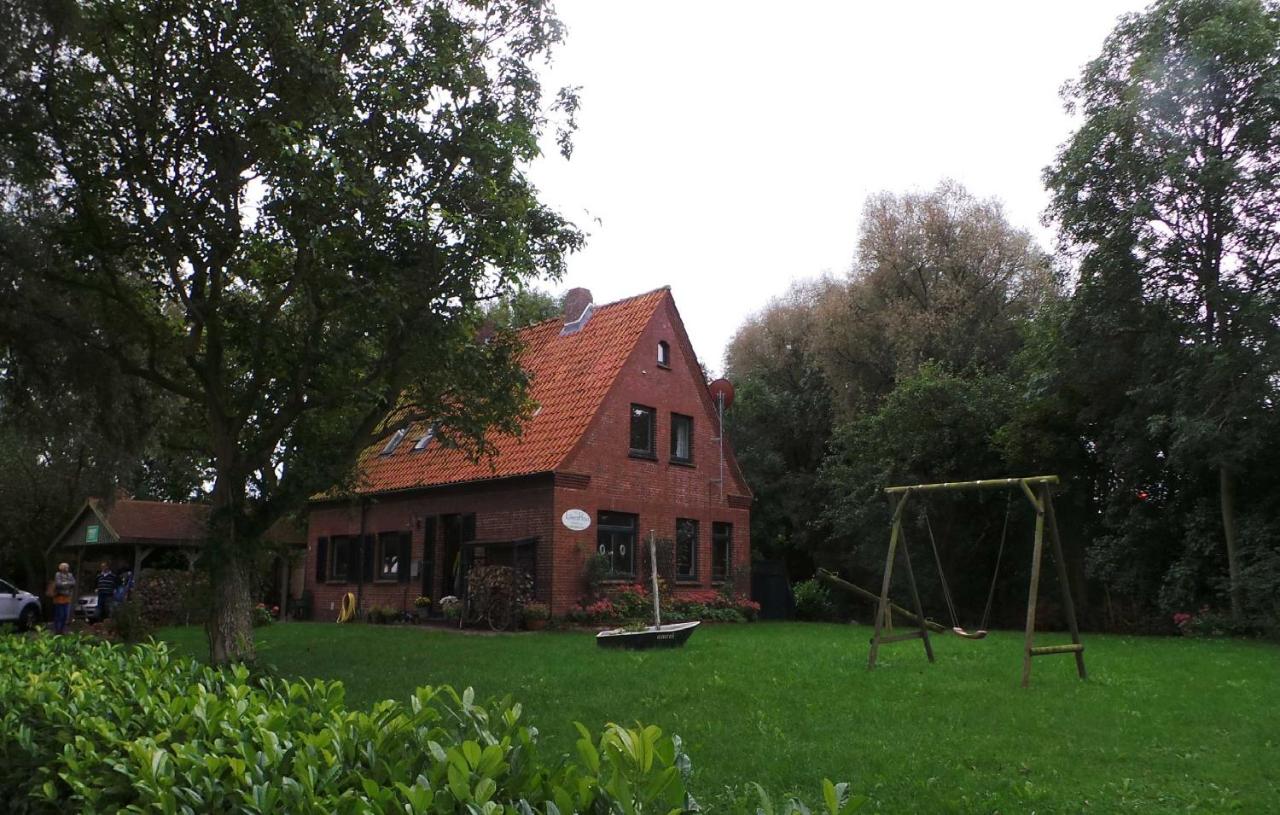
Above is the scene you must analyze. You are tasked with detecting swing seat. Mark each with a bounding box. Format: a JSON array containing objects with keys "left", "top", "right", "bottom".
[{"left": 951, "top": 626, "right": 988, "bottom": 640}]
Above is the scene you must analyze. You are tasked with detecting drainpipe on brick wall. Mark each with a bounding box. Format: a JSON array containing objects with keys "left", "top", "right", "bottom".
[{"left": 355, "top": 497, "right": 368, "bottom": 613}]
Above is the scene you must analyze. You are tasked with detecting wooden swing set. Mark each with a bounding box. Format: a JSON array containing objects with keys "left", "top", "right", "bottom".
[{"left": 867, "top": 475, "right": 1086, "bottom": 687}]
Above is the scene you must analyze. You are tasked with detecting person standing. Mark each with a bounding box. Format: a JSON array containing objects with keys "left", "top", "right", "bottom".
[
  {"left": 95, "top": 562, "right": 117, "bottom": 622},
  {"left": 51, "top": 563, "right": 76, "bottom": 634}
]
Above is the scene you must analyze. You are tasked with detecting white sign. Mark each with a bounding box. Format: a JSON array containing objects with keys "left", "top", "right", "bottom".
[{"left": 562, "top": 509, "right": 591, "bottom": 531}]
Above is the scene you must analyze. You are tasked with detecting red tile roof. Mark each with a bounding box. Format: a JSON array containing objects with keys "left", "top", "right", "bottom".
[
  {"left": 74, "top": 498, "right": 306, "bottom": 546},
  {"left": 95, "top": 498, "right": 208, "bottom": 542},
  {"left": 351, "top": 287, "right": 669, "bottom": 495}
]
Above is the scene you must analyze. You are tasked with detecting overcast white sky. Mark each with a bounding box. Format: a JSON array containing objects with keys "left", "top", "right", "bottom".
[{"left": 528, "top": 1, "right": 1150, "bottom": 374}]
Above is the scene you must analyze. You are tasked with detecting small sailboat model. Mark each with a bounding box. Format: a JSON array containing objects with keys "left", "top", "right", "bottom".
[{"left": 596, "top": 533, "right": 700, "bottom": 650}]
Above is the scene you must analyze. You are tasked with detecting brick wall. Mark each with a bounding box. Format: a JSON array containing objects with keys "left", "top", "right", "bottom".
[
  {"left": 305, "top": 477, "right": 554, "bottom": 619},
  {"left": 549, "top": 295, "right": 752, "bottom": 612},
  {"left": 304, "top": 290, "right": 753, "bottom": 619}
]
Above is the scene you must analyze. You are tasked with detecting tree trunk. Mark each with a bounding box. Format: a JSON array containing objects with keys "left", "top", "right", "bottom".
[
  {"left": 204, "top": 474, "right": 256, "bottom": 664},
  {"left": 278, "top": 551, "right": 289, "bottom": 624},
  {"left": 1219, "top": 464, "right": 1243, "bottom": 622},
  {"left": 206, "top": 549, "right": 255, "bottom": 664}
]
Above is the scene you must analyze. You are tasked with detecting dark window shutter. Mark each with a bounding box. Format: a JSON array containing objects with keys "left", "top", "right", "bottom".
[
  {"left": 362, "top": 535, "right": 376, "bottom": 582},
  {"left": 316, "top": 538, "right": 328, "bottom": 583},
  {"left": 398, "top": 532, "right": 411, "bottom": 583},
  {"left": 462, "top": 514, "right": 476, "bottom": 543},
  {"left": 347, "top": 537, "right": 361, "bottom": 582}
]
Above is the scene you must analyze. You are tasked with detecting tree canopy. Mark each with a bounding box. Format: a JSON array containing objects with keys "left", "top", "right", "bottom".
[
  {"left": 726, "top": 1, "right": 1280, "bottom": 635},
  {"left": 0, "top": 0, "right": 580, "bottom": 661}
]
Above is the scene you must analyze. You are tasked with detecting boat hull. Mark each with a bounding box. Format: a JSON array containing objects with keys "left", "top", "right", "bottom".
[{"left": 595, "top": 621, "right": 700, "bottom": 650}]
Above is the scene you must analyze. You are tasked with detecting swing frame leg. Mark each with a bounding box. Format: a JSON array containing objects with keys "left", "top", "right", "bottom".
[
  {"left": 869, "top": 491, "right": 933, "bottom": 669},
  {"left": 1020, "top": 482, "right": 1087, "bottom": 687}
]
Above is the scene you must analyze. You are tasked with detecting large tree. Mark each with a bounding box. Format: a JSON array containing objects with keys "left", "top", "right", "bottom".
[
  {"left": 814, "top": 181, "right": 1056, "bottom": 414},
  {"left": 0, "top": 0, "right": 581, "bottom": 661},
  {"left": 724, "top": 279, "right": 836, "bottom": 575},
  {"left": 1046, "top": 0, "right": 1280, "bottom": 621}
]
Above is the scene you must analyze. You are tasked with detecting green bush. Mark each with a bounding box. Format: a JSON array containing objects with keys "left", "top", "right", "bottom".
[
  {"left": 105, "top": 599, "right": 152, "bottom": 643},
  {"left": 1, "top": 633, "right": 697, "bottom": 813},
  {"left": 793, "top": 579, "right": 836, "bottom": 621},
  {"left": 0, "top": 633, "right": 856, "bottom": 814}
]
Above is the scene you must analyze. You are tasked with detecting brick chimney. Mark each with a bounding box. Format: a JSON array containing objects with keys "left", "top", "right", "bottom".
[{"left": 562, "top": 287, "right": 593, "bottom": 324}]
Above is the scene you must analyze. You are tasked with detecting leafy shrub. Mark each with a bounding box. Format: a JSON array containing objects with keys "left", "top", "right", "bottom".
[
  {"left": 794, "top": 579, "right": 836, "bottom": 621},
  {"left": 106, "top": 599, "right": 152, "bottom": 643},
  {"left": 413, "top": 595, "right": 432, "bottom": 609},
  {"left": 582, "top": 551, "right": 612, "bottom": 595},
  {"left": 252, "top": 602, "right": 277, "bottom": 627},
  {"left": 1174, "top": 606, "right": 1271, "bottom": 638},
  {"left": 365, "top": 604, "right": 402, "bottom": 624},
  {"left": 567, "top": 584, "right": 760, "bottom": 626},
  {"left": 440, "top": 595, "right": 461, "bottom": 620},
  {"left": 522, "top": 601, "right": 550, "bottom": 621},
  {"left": 0, "top": 634, "right": 854, "bottom": 813},
  {"left": 0, "top": 634, "right": 692, "bottom": 813}
]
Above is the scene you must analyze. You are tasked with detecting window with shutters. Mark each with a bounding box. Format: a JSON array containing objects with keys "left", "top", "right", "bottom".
[
  {"left": 376, "top": 532, "right": 403, "bottom": 581},
  {"left": 328, "top": 535, "right": 354, "bottom": 582}
]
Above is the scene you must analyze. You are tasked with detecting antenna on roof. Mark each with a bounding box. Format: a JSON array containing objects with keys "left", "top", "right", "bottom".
[{"left": 708, "top": 379, "right": 736, "bottom": 500}]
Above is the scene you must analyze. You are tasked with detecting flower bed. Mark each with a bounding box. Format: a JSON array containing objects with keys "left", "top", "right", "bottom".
[{"left": 566, "top": 582, "right": 760, "bottom": 626}]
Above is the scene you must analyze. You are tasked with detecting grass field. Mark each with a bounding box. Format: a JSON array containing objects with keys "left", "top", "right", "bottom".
[{"left": 159, "top": 622, "right": 1279, "bottom": 813}]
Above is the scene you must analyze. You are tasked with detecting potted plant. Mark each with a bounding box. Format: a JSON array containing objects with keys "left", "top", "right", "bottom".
[
  {"left": 440, "top": 595, "right": 461, "bottom": 622},
  {"left": 413, "top": 596, "right": 432, "bottom": 619},
  {"left": 523, "top": 601, "right": 551, "bottom": 631}
]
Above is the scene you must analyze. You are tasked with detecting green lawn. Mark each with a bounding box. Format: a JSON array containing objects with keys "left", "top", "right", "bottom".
[{"left": 159, "top": 622, "right": 1279, "bottom": 813}]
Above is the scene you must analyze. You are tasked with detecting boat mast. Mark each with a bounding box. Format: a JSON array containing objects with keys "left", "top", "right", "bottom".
[{"left": 649, "top": 531, "right": 661, "bottom": 628}]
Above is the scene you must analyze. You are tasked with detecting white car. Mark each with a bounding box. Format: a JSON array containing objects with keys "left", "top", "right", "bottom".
[
  {"left": 76, "top": 593, "right": 101, "bottom": 620},
  {"left": 0, "top": 578, "right": 41, "bottom": 631}
]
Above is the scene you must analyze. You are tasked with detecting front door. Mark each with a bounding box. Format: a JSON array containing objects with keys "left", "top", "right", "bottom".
[{"left": 421, "top": 517, "right": 436, "bottom": 600}]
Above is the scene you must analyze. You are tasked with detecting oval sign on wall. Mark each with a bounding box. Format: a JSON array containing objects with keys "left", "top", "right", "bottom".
[{"left": 562, "top": 509, "right": 591, "bottom": 531}]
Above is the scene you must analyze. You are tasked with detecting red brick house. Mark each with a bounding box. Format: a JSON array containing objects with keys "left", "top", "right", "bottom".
[{"left": 304, "top": 287, "right": 752, "bottom": 618}]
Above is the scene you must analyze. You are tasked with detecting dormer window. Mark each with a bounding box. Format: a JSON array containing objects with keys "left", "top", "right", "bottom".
[
  {"left": 413, "top": 423, "right": 438, "bottom": 451},
  {"left": 380, "top": 427, "right": 407, "bottom": 456},
  {"left": 657, "top": 341, "right": 670, "bottom": 368}
]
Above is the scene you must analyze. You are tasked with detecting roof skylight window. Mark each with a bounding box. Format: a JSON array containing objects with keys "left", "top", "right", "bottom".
[
  {"left": 559, "top": 302, "right": 594, "bottom": 336},
  {"left": 380, "top": 428, "right": 408, "bottom": 456},
  {"left": 414, "top": 423, "right": 438, "bottom": 451}
]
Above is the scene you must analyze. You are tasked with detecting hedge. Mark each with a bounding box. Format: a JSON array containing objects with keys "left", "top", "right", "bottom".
[{"left": 0, "top": 633, "right": 861, "bottom": 814}]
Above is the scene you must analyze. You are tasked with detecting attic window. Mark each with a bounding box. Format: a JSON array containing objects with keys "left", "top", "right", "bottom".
[
  {"left": 657, "top": 341, "right": 670, "bottom": 367},
  {"left": 380, "top": 428, "right": 407, "bottom": 456},
  {"left": 413, "top": 423, "right": 438, "bottom": 451},
  {"left": 559, "top": 303, "right": 594, "bottom": 336}
]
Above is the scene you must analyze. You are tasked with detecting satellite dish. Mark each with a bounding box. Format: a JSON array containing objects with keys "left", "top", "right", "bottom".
[{"left": 708, "top": 378, "right": 735, "bottom": 410}]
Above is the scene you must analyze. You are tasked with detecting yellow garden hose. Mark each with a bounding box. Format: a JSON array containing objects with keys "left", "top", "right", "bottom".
[{"left": 336, "top": 592, "right": 357, "bottom": 623}]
